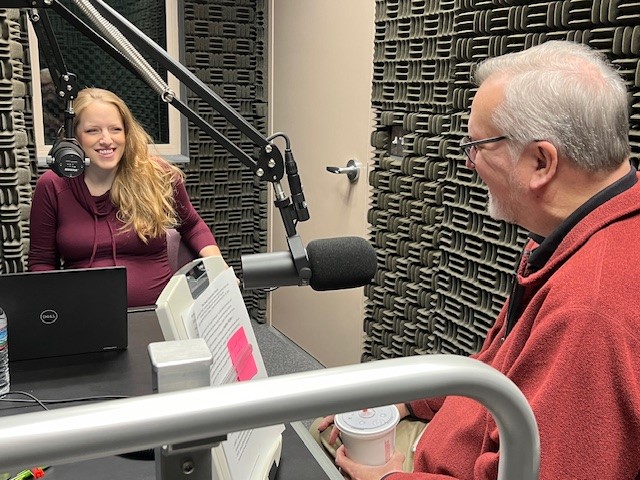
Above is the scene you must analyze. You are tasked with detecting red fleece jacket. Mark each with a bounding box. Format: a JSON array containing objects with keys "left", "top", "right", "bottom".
[{"left": 386, "top": 173, "right": 640, "bottom": 479}]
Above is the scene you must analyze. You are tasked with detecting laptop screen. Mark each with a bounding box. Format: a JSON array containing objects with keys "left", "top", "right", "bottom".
[{"left": 0, "top": 267, "right": 128, "bottom": 361}]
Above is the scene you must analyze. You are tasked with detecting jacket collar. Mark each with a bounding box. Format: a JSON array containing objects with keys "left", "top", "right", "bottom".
[{"left": 527, "top": 165, "right": 637, "bottom": 272}]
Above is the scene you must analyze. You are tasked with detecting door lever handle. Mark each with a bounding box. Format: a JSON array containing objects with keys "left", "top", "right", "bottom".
[{"left": 326, "top": 159, "right": 360, "bottom": 183}]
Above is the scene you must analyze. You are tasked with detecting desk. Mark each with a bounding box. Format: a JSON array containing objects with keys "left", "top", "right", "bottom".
[{"left": 2, "top": 311, "right": 341, "bottom": 480}]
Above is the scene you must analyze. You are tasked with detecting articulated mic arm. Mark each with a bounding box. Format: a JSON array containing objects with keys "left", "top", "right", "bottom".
[
  {"left": 27, "top": 6, "right": 88, "bottom": 177},
  {"left": 11, "top": 0, "right": 312, "bottom": 284}
]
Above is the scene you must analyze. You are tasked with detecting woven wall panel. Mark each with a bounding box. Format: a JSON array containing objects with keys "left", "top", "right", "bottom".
[{"left": 364, "top": 0, "right": 640, "bottom": 362}]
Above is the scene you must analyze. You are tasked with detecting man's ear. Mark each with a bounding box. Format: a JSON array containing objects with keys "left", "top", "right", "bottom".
[{"left": 528, "top": 141, "right": 558, "bottom": 190}]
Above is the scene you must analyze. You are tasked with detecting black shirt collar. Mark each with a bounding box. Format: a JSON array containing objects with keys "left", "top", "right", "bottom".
[{"left": 527, "top": 165, "right": 637, "bottom": 271}]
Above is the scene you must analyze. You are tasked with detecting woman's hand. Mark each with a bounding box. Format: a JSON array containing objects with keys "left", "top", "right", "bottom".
[
  {"left": 335, "top": 445, "right": 404, "bottom": 480},
  {"left": 198, "top": 246, "right": 233, "bottom": 278}
]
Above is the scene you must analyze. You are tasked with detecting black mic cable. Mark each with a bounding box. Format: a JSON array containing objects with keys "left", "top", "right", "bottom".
[
  {"left": 267, "top": 132, "right": 310, "bottom": 223},
  {"left": 284, "top": 147, "right": 310, "bottom": 222}
]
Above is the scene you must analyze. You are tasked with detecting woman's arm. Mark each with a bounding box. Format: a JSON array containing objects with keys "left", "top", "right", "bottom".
[
  {"left": 28, "top": 172, "right": 62, "bottom": 271},
  {"left": 172, "top": 177, "right": 227, "bottom": 266}
]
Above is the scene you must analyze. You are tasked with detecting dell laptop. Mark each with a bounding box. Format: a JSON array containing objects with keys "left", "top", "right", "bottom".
[{"left": 0, "top": 267, "right": 128, "bottom": 361}]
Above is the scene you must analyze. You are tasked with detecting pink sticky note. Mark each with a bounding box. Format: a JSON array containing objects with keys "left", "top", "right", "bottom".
[{"left": 227, "top": 327, "right": 258, "bottom": 381}]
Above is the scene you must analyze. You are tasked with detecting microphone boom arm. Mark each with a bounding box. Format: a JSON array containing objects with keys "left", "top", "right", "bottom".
[
  {"left": 85, "top": 0, "right": 280, "bottom": 180},
  {"left": 11, "top": 0, "right": 312, "bottom": 280},
  {"left": 28, "top": 8, "right": 78, "bottom": 138}
]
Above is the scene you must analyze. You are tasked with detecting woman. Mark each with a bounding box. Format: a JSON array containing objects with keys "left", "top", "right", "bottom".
[{"left": 28, "top": 88, "right": 225, "bottom": 307}]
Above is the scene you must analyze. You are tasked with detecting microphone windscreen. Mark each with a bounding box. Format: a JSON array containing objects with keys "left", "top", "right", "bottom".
[{"left": 307, "top": 237, "right": 377, "bottom": 291}]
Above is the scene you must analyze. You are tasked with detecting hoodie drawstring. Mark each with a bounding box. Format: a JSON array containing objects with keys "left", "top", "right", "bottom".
[{"left": 88, "top": 214, "right": 99, "bottom": 268}]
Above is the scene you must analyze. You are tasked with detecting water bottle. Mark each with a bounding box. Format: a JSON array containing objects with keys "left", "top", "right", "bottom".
[
  {"left": 0, "top": 310, "right": 9, "bottom": 478},
  {"left": 0, "top": 307, "right": 9, "bottom": 396}
]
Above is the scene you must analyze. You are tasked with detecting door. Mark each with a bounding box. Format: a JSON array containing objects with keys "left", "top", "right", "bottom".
[{"left": 269, "top": 0, "right": 375, "bottom": 367}]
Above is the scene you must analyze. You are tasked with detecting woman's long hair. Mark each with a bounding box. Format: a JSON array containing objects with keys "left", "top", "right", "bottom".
[{"left": 73, "top": 88, "right": 184, "bottom": 242}]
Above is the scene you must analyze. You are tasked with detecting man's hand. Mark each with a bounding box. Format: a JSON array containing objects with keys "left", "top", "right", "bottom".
[
  {"left": 318, "top": 404, "right": 410, "bottom": 447},
  {"left": 335, "top": 445, "right": 404, "bottom": 480},
  {"left": 317, "top": 414, "right": 340, "bottom": 444}
]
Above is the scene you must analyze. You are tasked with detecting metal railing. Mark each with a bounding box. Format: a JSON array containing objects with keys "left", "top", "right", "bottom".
[{"left": 0, "top": 355, "right": 539, "bottom": 479}]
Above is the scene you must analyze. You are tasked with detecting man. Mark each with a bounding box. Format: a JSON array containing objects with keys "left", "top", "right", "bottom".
[{"left": 315, "top": 40, "right": 640, "bottom": 479}]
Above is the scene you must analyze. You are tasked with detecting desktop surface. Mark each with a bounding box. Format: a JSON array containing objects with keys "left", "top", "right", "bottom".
[{"left": 2, "top": 311, "right": 340, "bottom": 480}]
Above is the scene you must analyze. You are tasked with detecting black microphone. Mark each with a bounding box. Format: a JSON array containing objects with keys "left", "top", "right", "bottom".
[
  {"left": 47, "top": 137, "right": 88, "bottom": 178},
  {"left": 241, "top": 236, "right": 377, "bottom": 291}
]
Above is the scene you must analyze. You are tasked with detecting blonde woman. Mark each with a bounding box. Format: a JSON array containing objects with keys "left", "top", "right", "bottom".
[{"left": 29, "top": 88, "right": 224, "bottom": 307}]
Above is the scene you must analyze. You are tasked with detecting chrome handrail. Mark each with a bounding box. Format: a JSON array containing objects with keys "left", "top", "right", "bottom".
[{"left": 0, "top": 355, "right": 539, "bottom": 479}]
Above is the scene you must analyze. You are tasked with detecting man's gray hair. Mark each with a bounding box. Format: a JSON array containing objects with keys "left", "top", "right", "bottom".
[{"left": 474, "top": 40, "right": 630, "bottom": 171}]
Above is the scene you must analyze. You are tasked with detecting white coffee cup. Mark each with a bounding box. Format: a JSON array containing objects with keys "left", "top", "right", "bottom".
[{"left": 334, "top": 405, "right": 400, "bottom": 466}]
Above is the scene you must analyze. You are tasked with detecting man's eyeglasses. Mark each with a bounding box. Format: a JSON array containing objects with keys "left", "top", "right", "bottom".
[{"left": 460, "top": 135, "right": 508, "bottom": 164}]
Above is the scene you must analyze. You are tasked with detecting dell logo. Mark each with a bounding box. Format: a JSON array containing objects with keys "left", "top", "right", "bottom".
[{"left": 40, "top": 310, "right": 58, "bottom": 325}]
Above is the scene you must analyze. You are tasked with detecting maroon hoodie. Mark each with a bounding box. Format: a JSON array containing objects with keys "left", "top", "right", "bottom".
[{"left": 28, "top": 169, "right": 217, "bottom": 307}]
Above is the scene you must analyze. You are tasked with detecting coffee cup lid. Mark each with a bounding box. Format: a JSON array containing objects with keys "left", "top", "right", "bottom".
[{"left": 335, "top": 405, "right": 400, "bottom": 436}]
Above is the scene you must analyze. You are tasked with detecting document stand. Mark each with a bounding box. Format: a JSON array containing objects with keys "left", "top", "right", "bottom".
[{"left": 154, "top": 257, "right": 283, "bottom": 480}]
